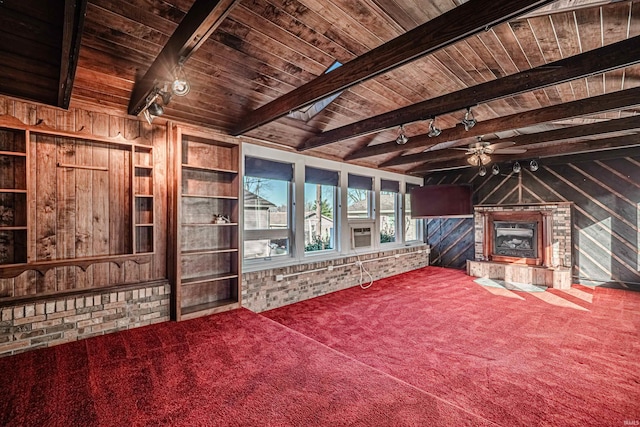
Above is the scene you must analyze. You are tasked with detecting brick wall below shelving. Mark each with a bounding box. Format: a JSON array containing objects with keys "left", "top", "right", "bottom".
[{"left": 0, "top": 281, "right": 170, "bottom": 357}]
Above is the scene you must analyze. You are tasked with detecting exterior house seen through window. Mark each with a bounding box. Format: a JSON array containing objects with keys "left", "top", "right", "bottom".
[
  {"left": 243, "top": 157, "right": 293, "bottom": 260},
  {"left": 304, "top": 166, "right": 338, "bottom": 253},
  {"left": 347, "top": 173, "right": 373, "bottom": 220}
]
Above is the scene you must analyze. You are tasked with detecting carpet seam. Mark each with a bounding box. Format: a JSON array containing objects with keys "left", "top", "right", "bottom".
[{"left": 257, "top": 311, "right": 505, "bottom": 427}]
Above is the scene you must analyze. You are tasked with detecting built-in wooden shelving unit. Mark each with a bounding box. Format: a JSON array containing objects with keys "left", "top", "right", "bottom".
[
  {"left": 0, "top": 116, "right": 154, "bottom": 280},
  {"left": 171, "top": 128, "right": 241, "bottom": 320}
]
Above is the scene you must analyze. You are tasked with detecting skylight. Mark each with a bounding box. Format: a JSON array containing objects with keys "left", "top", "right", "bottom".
[{"left": 288, "top": 61, "right": 343, "bottom": 122}]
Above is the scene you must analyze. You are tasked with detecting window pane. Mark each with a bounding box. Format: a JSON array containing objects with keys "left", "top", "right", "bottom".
[
  {"left": 380, "top": 190, "right": 397, "bottom": 243},
  {"left": 347, "top": 188, "right": 371, "bottom": 219},
  {"left": 244, "top": 177, "right": 289, "bottom": 231},
  {"left": 244, "top": 175, "right": 290, "bottom": 260},
  {"left": 244, "top": 238, "right": 290, "bottom": 259},
  {"left": 405, "top": 193, "right": 419, "bottom": 241},
  {"left": 304, "top": 183, "right": 335, "bottom": 252}
]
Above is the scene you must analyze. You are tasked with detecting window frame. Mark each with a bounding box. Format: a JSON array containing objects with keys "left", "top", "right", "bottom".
[{"left": 243, "top": 157, "right": 294, "bottom": 261}]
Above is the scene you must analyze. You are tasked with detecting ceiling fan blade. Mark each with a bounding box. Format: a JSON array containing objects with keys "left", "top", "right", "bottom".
[
  {"left": 451, "top": 147, "right": 472, "bottom": 151},
  {"left": 485, "top": 141, "right": 515, "bottom": 151},
  {"left": 494, "top": 148, "right": 528, "bottom": 154}
]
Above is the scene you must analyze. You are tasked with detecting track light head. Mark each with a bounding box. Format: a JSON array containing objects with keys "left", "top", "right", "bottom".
[
  {"left": 396, "top": 125, "right": 408, "bottom": 145},
  {"left": 147, "top": 101, "right": 164, "bottom": 117},
  {"left": 492, "top": 163, "right": 500, "bottom": 175},
  {"left": 529, "top": 160, "right": 539, "bottom": 172},
  {"left": 512, "top": 161, "right": 521, "bottom": 173},
  {"left": 427, "top": 118, "right": 442, "bottom": 137},
  {"left": 462, "top": 107, "right": 477, "bottom": 131},
  {"left": 479, "top": 165, "right": 487, "bottom": 176}
]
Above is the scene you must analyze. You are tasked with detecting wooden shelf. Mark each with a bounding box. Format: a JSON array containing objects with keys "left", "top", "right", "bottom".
[
  {"left": 182, "top": 248, "right": 238, "bottom": 256},
  {"left": 0, "top": 226, "right": 27, "bottom": 231},
  {"left": 0, "top": 150, "right": 26, "bottom": 157},
  {"left": 135, "top": 194, "right": 154, "bottom": 198},
  {"left": 182, "top": 222, "right": 238, "bottom": 227},
  {"left": 0, "top": 189, "right": 27, "bottom": 193},
  {"left": 180, "top": 300, "right": 240, "bottom": 320},
  {"left": 136, "top": 223, "right": 154, "bottom": 227},
  {"left": 181, "top": 273, "right": 239, "bottom": 286},
  {"left": 134, "top": 164, "right": 153, "bottom": 170},
  {"left": 182, "top": 163, "right": 238, "bottom": 174},
  {"left": 181, "top": 194, "right": 238, "bottom": 200},
  {"left": 0, "top": 253, "right": 153, "bottom": 279}
]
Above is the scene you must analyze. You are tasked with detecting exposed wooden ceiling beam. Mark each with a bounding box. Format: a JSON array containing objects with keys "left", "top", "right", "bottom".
[
  {"left": 57, "top": 0, "right": 87, "bottom": 108},
  {"left": 347, "top": 86, "right": 640, "bottom": 162},
  {"left": 380, "top": 114, "right": 640, "bottom": 167},
  {"left": 230, "top": 0, "right": 556, "bottom": 136},
  {"left": 301, "top": 35, "right": 640, "bottom": 151},
  {"left": 410, "top": 134, "right": 640, "bottom": 174},
  {"left": 127, "top": 0, "right": 239, "bottom": 116}
]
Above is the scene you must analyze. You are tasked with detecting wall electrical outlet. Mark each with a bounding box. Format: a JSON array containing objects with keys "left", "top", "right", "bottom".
[
  {"left": 327, "top": 265, "right": 334, "bottom": 271},
  {"left": 355, "top": 261, "right": 362, "bottom": 267},
  {"left": 275, "top": 274, "right": 284, "bottom": 282},
  {"left": 394, "top": 254, "right": 400, "bottom": 258},
  {"left": 417, "top": 249, "right": 423, "bottom": 254}
]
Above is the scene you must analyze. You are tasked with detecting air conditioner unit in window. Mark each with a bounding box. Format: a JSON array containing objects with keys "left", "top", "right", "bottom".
[{"left": 351, "top": 226, "right": 372, "bottom": 249}]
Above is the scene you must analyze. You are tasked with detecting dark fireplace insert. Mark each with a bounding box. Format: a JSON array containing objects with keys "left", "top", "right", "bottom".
[{"left": 493, "top": 221, "right": 537, "bottom": 259}]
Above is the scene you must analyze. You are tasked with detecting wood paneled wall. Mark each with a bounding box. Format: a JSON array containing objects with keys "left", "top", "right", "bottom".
[
  {"left": 425, "top": 150, "right": 640, "bottom": 289},
  {"left": 0, "top": 95, "right": 168, "bottom": 300}
]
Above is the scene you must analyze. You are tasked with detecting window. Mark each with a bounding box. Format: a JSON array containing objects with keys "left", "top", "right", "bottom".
[
  {"left": 347, "top": 173, "right": 373, "bottom": 219},
  {"left": 380, "top": 179, "right": 399, "bottom": 243},
  {"left": 304, "top": 167, "right": 338, "bottom": 253},
  {"left": 405, "top": 183, "right": 422, "bottom": 242},
  {"left": 243, "top": 157, "right": 293, "bottom": 260}
]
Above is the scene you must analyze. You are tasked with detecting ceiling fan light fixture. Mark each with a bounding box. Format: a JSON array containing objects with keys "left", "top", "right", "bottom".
[
  {"left": 428, "top": 118, "right": 442, "bottom": 137},
  {"left": 491, "top": 164, "right": 500, "bottom": 175},
  {"left": 171, "top": 64, "right": 190, "bottom": 96},
  {"left": 462, "top": 107, "right": 477, "bottom": 131},
  {"left": 529, "top": 159, "right": 539, "bottom": 171},
  {"left": 396, "top": 124, "right": 408, "bottom": 145},
  {"left": 512, "top": 161, "right": 521, "bottom": 173}
]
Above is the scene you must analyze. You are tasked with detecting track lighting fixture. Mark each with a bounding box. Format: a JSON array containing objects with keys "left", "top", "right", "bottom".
[
  {"left": 529, "top": 160, "right": 539, "bottom": 172},
  {"left": 492, "top": 164, "right": 500, "bottom": 175},
  {"left": 478, "top": 165, "right": 487, "bottom": 176},
  {"left": 171, "top": 63, "right": 190, "bottom": 96},
  {"left": 512, "top": 161, "right": 521, "bottom": 173},
  {"left": 462, "top": 107, "right": 477, "bottom": 131},
  {"left": 139, "top": 63, "right": 191, "bottom": 124},
  {"left": 396, "top": 124, "right": 408, "bottom": 145},
  {"left": 427, "top": 118, "right": 442, "bottom": 137}
]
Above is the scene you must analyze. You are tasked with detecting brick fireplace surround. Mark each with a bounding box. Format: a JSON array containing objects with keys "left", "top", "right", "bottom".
[{"left": 467, "top": 203, "right": 573, "bottom": 289}]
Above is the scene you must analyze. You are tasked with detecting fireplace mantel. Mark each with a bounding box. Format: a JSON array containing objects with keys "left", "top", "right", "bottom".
[
  {"left": 480, "top": 210, "right": 552, "bottom": 266},
  {"left": 469, "top": 203, "right": 573, "bottom": 289}
]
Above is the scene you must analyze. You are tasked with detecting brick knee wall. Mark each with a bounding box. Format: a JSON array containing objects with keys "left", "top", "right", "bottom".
[
  {"left": 0, "top": 281, "right": 170, "bottom": 357},
  {"left": 242, "top": 246, "right": 430, "bottom": 313}
]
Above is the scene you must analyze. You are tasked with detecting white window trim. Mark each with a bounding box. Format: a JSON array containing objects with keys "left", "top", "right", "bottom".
[{"left": 241, "top": 143, "right": 423, "bottom": 273}]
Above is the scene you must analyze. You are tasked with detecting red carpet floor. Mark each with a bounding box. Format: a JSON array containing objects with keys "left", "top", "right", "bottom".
[
  {"left": 1, "top": 302, "right": 495, "bottom": 426},
  {"left": 2, "top": 266, "right": 639, "bottom": 426},
  {"left": 265, "top": 266, "right": 640, "bottom": 426}
]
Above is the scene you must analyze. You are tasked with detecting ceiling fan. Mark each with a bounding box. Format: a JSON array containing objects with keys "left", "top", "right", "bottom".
[{"left": 453, "top": 139, "right": 527, "bottom": 166}]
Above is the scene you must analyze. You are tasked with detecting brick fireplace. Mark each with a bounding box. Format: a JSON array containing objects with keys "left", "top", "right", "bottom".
[{"left": 468, "top": 203, "right": 573, "bottom": 289}]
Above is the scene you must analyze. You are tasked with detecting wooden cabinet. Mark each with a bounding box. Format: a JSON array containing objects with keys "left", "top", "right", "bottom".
[
  {"left": 0, "top": 116, "right": 155, "bottom": 280},
  {"left": 172, "top": 129, "right": 241, "bottom": 320}
]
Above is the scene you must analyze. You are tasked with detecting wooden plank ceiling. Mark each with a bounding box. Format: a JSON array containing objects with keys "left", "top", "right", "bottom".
[{"left": 17, "top": 0, "right": 640, "bottom": 175}]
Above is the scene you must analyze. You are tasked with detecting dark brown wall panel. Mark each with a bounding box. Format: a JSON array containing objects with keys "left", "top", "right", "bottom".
[{"left": 426, "top": 152, "right": 640, "bottom": 289}]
